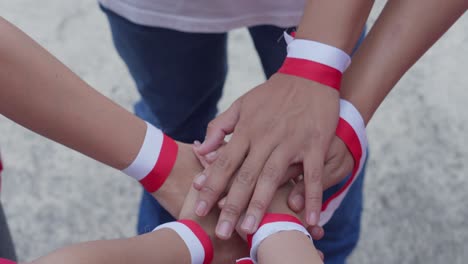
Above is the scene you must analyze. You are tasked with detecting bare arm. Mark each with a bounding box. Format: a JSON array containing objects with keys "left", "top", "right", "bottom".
[
  {"left": 0, "top": 17, "right": 201, "bottom": 217},
  {"left": 341, "top": 0, "right": 467, "bottom": 123},
  {"left": 194, "top": 0, "right": 375, "bottom": 239},
  {"left": 30, "top": 229, "right": 190, "bottom": 264},
  {"left": 296, "top": 0, "right": 374, "bottom": 54}
]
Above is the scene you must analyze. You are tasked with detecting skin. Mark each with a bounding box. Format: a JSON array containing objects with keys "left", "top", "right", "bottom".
[
  {"left": 0, "top": 17, "right": 324, "bottom": 262},
  {"left": 287, "top": 0, "right": 468, "bottom": 209},
  {"left": 0, "top": 17, "right": 246, "bottom": 262},
  {"left": 193, "top": 0, "right": 375, "bottom": 239},
  {"left": 23, "top": 178, "right": 321, "bottom": 264}
]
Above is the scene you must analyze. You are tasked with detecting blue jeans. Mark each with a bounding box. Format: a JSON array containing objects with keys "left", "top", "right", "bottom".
[
  {"left": 102, "top": 6, "right": 367, "bottom": 263},
  {"left": 0, "top": 203, "right": 16, "bottom": 261}
]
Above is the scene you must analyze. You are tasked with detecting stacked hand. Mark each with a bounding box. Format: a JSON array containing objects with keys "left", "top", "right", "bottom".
[{"left": 191, "top": 74, "right": 353, "bottom": 239}]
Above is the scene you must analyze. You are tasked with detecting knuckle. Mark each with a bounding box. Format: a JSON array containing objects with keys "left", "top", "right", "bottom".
[
  {"left": 305, "top": 192, "right": 322, "bottom": 206},
  {"left": 235, "top": 166, "right": 255, "bottom": 186},
  {"left": 206, "top": 120, "right": 219, "bottom": 133},
  {"left": 260, "top": 163, "right": 281, "bottom": 184},
  {"left": 201, "top": 184, "right": 221, "bottom": 198},
  {"left": 308, "top": 128, "right": 323, "bottom": 141},
  {"left": 306, "top": 167, "right": 322, "bottom": 182},
  {"left": 249, "top": 199, "right": 268, "bottom": 213},
  {"left": 222, "top": 203, "right": 242, "bottom": 217},
  {"left": 214, "top": 154, "right": 231, "bottom": 170}
]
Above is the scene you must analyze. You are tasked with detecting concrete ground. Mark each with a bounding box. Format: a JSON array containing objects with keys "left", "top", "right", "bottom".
[{"left": 0, "top": 1, "right": 467, "bottom": 263}]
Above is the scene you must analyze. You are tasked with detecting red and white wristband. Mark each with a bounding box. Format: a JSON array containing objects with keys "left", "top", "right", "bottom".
[
  {"left": 236, "top": 257, "right": 254, "bottom": 264},
  {"left": 122, "top": 121, "right": 178, "bottom": 193},
  {"left": 319, "top": 99, "right": 368, "bottom": 226},
  {"left": 246, "top": 213, "right": 312, "bottom": 263},
  {"left": 278, "top": 32, "right": 351, "bottom": 91},
  {"left": 153, "top": 219, "right": 214, "bottom": 264},
  {"left": 0, "top": 258, "right": 16, "bottom": 264},
  {"left": 0, "top": 153, "right": 3, "bottom": 193}
]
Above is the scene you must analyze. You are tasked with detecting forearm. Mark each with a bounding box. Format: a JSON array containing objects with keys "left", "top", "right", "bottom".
[
  {"left": 0, "top": 17, "right": 143, "bottom": 170},
  {"left": 341, "top": 0, "right": 467, "bottom": 124},
  {"left": 30, "top": 229, "right": 189, "bottom": 264},
  {"left": 296, "top": 0, "right": 374, "bottom": 53},
  {"left": 0, "top": 18, "right": 200, "bottom": 216}
]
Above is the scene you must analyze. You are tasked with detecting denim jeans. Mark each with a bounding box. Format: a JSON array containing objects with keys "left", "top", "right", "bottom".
[
  {"left": 102, "top": 6, "right": 367, "bottom": 263},
  {"left": 0, "top": 203, "right": 16, "bottom": 261}
]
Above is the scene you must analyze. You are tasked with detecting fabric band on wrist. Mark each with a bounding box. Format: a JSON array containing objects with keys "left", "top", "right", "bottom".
[
  {"left": 122, "top": 121, "right": 178, "bottom": 193},
  {"left": 278, "top": 32, "right": 351, "bottom": 91},
  {"left": 236, "top": 257, "right": 254, "bottom": 264},
  {"left": 0, "top": 258, "right": 16, "bottom": 264},
  {"left": 0, "top": 154, "right": 3, "bottom": 193},
  {"left": 247, "top": 213, "right": 311, "bottom": 263},
  {"left": 319, "top": 99, "right": 368, "bottom": 226},
  {"left": 153, "top": 219, "right": 214, "bottom": 264}
]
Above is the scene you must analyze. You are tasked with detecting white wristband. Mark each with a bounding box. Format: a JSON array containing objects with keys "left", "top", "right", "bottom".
[
  {"left": 283, "top": 31, "right": 351, "bottom": 73},
  {"left": 153, "top": 220, "right": 213, "bottom": 264},
  {"left": 248, "top": 214, "right": 311, "bottom": 263}
]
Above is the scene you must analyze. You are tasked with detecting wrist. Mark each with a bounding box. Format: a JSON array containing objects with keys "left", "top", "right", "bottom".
[{"left": 154, "top": 142, "right": 204, "bottom": 217}]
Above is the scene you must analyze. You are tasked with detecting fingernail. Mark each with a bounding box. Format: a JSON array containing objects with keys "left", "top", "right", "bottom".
[
  {"left": 195, "top": 201, "right": 207, "bottom": 216},
  {"left": 241, "top": 215, "right": 256, "bottom": 233},
  {"left": 205, "top": 151, "right": 217, "bottom": 161},
  {"left": 292, "top": 194, "right": 304, "bottom": 209},
  {"left": 312, "top": 227, "right": 322, "bottom": 238},
  {"left": 194, "top": 140, "right": 201, "bottom": 147},
  {"left": 307, "top": 212, "right": 319, "bottom": 226},
  {"left": 216, "top": 221, "right": 232, "bottom": 239},
  {"left": 193, "top": 174, "right": 207, "bottom": 187}
]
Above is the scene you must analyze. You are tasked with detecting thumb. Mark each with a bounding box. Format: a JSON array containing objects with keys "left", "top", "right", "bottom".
[
  {"left": 288, "top": 180, "right": 305, "bottom": 212},
  {"left": 196, "top": 100, "right": 240, "bottom": 155}
]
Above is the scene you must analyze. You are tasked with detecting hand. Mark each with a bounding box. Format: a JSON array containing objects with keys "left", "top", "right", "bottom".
[
  {"left": 179, "top": 181, "right": 249, "bottom": 263},
  {"left": 287, "top": 136, "right": 354, "bottom": 212},
  {"left": 194, "top": 73, "right": 340, "bottom": 238},
  {"left": 217, "top": 182, "right": 325, "bottom": 261}
]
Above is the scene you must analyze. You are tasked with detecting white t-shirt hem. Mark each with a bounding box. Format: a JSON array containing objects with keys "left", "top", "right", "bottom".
[{"left": 99, "top": 0, "right": 302, "bottom": 33}]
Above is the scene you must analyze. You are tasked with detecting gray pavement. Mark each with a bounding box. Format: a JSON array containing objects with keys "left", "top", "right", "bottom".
[{"left": 0, "top": 1, "right": 467, "bottom": 263}]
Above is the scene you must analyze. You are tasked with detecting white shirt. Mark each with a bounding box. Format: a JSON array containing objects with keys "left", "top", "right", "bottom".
[{"left": 98, "top": 0, "right": 306, "bottom": 33}]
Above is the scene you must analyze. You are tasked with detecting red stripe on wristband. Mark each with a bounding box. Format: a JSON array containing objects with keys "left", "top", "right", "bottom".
[
  {"left": 0, "top": 259, "right": 16, "bottom": 264},
  {"left": 321, "top": 118, "right": 363, "bottom": 212},
  {"left": 236, "top": 257, "right": 254, "bottom": 264},
  {"left": 139, "top": 134, "right": 178, "bottom": 193},
  {"left": 0, "top": 156, "right": 3, "bottom": 193},
  {"left": 278, "top": 57, "right": 342, "bottom": 90},
  {"left": 178, "top": 219, "right": 214, "bottom": 264}
]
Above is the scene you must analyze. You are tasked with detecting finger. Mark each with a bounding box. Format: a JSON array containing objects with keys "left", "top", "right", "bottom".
[
  {"left": 194, "top": 134, "right": 249, "bottom": 217},
  {"left": 196, "top": 101, "right": 241, "bottom": 155},
  {"left": 307, "top": 225, "right": 325, "bottom": 240},
  {"left": 303, "top": 149, "right": 324, "bottom": 226},
  {"left": 240, "top": 146, "right": 290, "bottom": 234},
  {"left": 288, "top": 180, "right": 305, "bottom": 212},
  {"left": 216, "top": 147, "right": 272, "bottom": 239}
]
